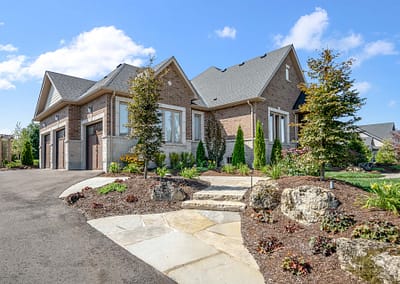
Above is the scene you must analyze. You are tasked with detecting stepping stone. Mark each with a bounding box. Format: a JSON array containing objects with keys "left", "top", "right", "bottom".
[
  {"left": 193, "top": 189, "right": 245, "bottom": 201},
  {"left": 182, "top": 200, "right": 246, "bottom": 212}
]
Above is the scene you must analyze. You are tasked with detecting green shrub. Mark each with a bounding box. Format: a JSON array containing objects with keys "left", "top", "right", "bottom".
[
  {"left": 196, "top": 166, "right": 208, "bottom": 173},
  {"left": 196, "top": 140, "right": 207, "bottom": 167},
  {"left": 347, "top": 136, "right": 372, "bottom": 165},
  {"left": 320, "top": 209, "right": 356, "bottom": 233},
  {"left": 309, "top": 236, "right": 336, "bottom": 256},
  {"left": 270, "top": 139, "right": 282, "bottom": 165},
  {"left": 281, "top": 253, "right": 311, "bottom": 276},
  {"left": 253, "top": 120, "right": 266, "bottom": 170},
  {"left": 376, "top": 140, "right": 397, "bottom": 164},
  {"left": 108, "top": 162, "right": 121, "bottom": 173},
  {"left": 154, "top": 152, "right": 166, "bottom": 168},
  {"left": 181, "top": 152, "right": 195, "bottom": 168},
  {"left": 352, "top": 220, "right": 400, "bottom": 244},
  {"left": 156, "top": 166, "right": 169, "bottom": 178},
  {"left": 98, "top": 182, "right": 127, "bottom": 194},
  {"left": 179, "top": 167, "right": 199, "bottom": 179},
  {"left": 237, "top": 163, "right": 250, "bottom": 175},
  {"left": 280, "top": 148, "right": 319, "bottom": 176},
  {"left": 263, "top": 163, "right": 283, "bottom": 180},
  {"left": 222, "top": 164, "right": 236, "bottom": 174},
  {"left": 363, "top": 182, "right": 400, "bottom": 214},
  {"left": 123, "top": 163, "right": 140, "bottom": 173},
  {"left": 232, "top": 125, "right": 245, "bottom": 166},
  {"left": 169, "top": 152, "right": 180, "bottom": 169},
  {"left": 207, "top": 160, "right": 217, "bottom": 170},
  {"left": 21, "top": 140, "right": 33, "bottom": 166}
]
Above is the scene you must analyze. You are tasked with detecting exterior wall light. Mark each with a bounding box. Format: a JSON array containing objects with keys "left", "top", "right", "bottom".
[{"left": 87, "top": 106, "right": 93, "bottom": 113}]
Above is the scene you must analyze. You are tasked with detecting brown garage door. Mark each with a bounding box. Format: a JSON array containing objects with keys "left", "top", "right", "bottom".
[
  {"left": 86, "top": 122, "right": 103, "bottom": 170},
  {"left": 44, "top": 134, "right": 51, "bottom": 168},
  {"left": 56, "top": 129, "right": 65, "bottom": 169}
]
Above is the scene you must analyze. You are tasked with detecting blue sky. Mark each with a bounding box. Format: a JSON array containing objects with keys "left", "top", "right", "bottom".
[{"left": 1, "top": 0, "right": 399, "bottom": 134}]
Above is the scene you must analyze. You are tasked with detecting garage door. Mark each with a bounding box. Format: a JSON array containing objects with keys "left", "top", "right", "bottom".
[
  {"left": 86, "top": 122, "right": 103, "bottom": 170},
  {"left": 44, "top": 134, "right": 51, "bottom": 168},
  {"left": 56, "top": 129, "right": 65, "bottom": 169}
]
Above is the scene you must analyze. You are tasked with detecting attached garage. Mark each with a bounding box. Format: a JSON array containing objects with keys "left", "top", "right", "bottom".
[
  {"left": 86, "top": 122, "right": 103, "bottom": 170},
  {"left": 56, "top": 129, "right": 65, "bottom": 169},
  {"left": 44, "top": 134, "right": 51, "bottom": 168}
]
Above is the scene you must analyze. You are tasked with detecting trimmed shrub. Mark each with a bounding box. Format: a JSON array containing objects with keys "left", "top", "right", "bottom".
[
  {"left": 232, "top": 125, "right": 245, "bottom": 166},
  {"left": 108, "top": 162, "right": 121, "bottom": 173},
  {"left": 180, "top": 167, "right": 199, "bottom": 179},
  {"left": 253, "top": 120, "right": 266, "bottom": 169},
  {"left": 222, "top": 164, "right": 236, "bottom": 174},
  {"left": 21, "top": 140, "right": 33, "bottom": 166},
  {"left": 169, "top": 152, "right": 180, "bottom": 169},
  {"left": 270, "top": 139, "right": 282, "bottom": 165},
  {"left": 154, "top": 152, "right": 166, "bottom": 168},
  {"left": 196, "top": 140, "right": 207, "bottom": 167},
  {"left": 376, "top": 140, "right": 396, "bottom": 164}
]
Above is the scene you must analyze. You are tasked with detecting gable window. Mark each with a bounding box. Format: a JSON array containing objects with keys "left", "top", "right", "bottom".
[
  {"left": 285, "top": 64, "right": 290, "bottom": 82},
  {"left": 192, "top": 111, "right": 204, "bottom": 141},
  {"left": 268, "top": 107, "right": 289, "bottom": 143}
]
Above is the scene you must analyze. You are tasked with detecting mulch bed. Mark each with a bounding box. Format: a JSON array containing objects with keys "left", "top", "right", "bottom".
[
  {"left": 68, "top": 175, "right": 209, "bottom": 220},
  {"left": 240, "top": 176, "right": 400, "bottom": 284}
]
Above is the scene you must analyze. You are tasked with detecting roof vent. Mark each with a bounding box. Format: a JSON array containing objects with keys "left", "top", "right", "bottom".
[
  {"left": 117, "top": 63, "right": 122, "bottom": 68},
  {"left": 221, "top": 68, "right": 227, "bottom": 72},
  {"left": 239, "top": 62, "right": 245, "bottom": 66},
  {"left": 260, "top": 53, "right": 267, "bottom": 58},
  {"left": 103, "top": 76, "right": 108, "bottom": 79},
  {"left": 213, "top": 98, "right": 218, "bottom": 101}
]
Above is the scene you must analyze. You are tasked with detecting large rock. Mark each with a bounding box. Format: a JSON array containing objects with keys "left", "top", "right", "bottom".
[
  {"left": 336, "top": 238, "right": 400, "bottom": 283},
  {"left": 151, "top": 181, "right": 187, "bottom": 201},
  {"left": 280, "top": 185, "right": 339, "bottom": 225},
  {"left": 249, "top": 180, "right": 280, "bottom": 210}
]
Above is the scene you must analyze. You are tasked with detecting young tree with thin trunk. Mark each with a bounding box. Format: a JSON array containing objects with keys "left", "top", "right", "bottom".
[
  {"left": 127, "top": 63, "right": 163, "bottom": 179},
  {"left": 298, "top": 49, "right": 365, "bottom": 180},
  {"left": 205, "top": 113, "right": 226, "bottom": 166}
]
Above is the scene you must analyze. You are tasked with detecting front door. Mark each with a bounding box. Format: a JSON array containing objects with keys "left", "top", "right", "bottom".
[
  {"left": 86, "top": 122, "right": 103, "bottom": 170},
  {"left": 56, "top": 129, "right": 65, "bottom": 169},
  {"left": 44, "top": 134, "right": 51, "bottom": 168}
]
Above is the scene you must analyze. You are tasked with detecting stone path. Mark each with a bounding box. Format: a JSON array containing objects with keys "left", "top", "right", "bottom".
[{"left": 88, "top": 209, "right": 264, "bottom": 284}]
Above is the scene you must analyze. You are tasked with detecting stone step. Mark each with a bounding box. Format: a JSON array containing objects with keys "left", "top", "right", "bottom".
[
  {"left": 193, "top": 190, "right": 246, "bottom": 201},
  {"left": 181, "top": 200, "right": 246, "bottom": 212}
]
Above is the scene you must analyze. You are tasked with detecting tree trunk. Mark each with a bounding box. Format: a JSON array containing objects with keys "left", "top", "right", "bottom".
[
  {"left": 144, "top": 159, "right": 148, "bottom": 179},
  {"left": 320, "top": 162, "right": 325, "bottom": 181}
]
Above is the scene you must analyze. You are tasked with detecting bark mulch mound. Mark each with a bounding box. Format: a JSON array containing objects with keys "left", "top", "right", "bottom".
[
  {"left": 240, "top": 176, "right": 400, "bottom": 284},
  {"left": 68, "top": 175, "right": 209, "bottom": 220}
]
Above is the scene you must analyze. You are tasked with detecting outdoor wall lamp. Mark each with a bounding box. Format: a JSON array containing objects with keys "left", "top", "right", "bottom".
[
  {"left": 87, "top": 106, "right": 93, "bottom": 113},
  {"left": 54, "top": 115, "right": 59, "bottom": 121}
]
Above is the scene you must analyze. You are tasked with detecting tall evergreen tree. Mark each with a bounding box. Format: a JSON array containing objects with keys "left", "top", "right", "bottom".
[
  {"left": 127, "top": 63, "right": 163, "bottom": 179},
  {"left": 205, "top": 113, "right": 226, "bottom": 166},
  {"left": 232, "top": 125, "right": 245, "bottom": 166},
  {"left": 21, "top": 140, "right": 33, "bottom": 166},
  {"left": 270, "top": 139, "right": 282, "bottom": 165},
  {"left": 196, "top": 140, "right": 206, "bottom": 166},
  {"left": 298, "top": 49, "right": 365, "bottom": 180},
  {"left": 253, "top": 120, "right": 266, "bottom": 169}
]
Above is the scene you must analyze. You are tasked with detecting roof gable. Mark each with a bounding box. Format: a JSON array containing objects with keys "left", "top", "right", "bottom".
[
  {"left": 357, "top": 122, "right": 396, "bottom": 142},
  {"left": 191, "top": 45, "right": 304, "bottom": 108}
]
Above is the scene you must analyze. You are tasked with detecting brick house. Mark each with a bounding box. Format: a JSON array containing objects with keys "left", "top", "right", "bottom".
[
  {"left": 0, "top": 134, "right": 13, "bottom": 166},
  {"left": 34, "top": 44, "right": 304, "bottom": 171}
]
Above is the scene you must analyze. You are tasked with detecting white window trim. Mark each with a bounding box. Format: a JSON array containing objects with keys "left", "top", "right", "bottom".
[
  {"left": 115, "top": 96, "right": 131, "bottom": 136},
  {"left": 158, "top": 103, "right": 186, "bottom": 144},
  {"left": 192, "top": 110, "right": 204, "bottom": 142},
  {"left": 268, "top": 107, "right": 289, "bottom": 143}
]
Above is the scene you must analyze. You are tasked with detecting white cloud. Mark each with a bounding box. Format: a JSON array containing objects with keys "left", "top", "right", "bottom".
[
  {"left": 388, "top": 100, "right": 397, "bottom": 108},
  {"left": 0, "top": 26, "right": 155, "bottom": 91},
  {"left": 0, "top": 128, "right": 12, "bottom": 135},
  {"left": 215, "top": 26, "right": 237, "bottom": 39},
  {"left": 354, "top": 40, "right": 398, "bottom": 66},
  {"left": 329, "top": 33, "right": 363, "bottom": 52},
  {"left": 0, "top": 44, "right": 17, "bottom": 52},
  {"left": 59, "top": 39, "right": 66, "bottom": 45},
  {"left": 25, "top": 26, "right": 155, "bottom": 79},
  {"left": 274, "top": 7, "right": 328, "bottom": 50},
  {"left": 354, "top": 81, "right": 371, "bottom": 94}
]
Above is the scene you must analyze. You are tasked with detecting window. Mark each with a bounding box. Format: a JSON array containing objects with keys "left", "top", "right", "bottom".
[
  {"left": 162, "top": 109, "right": 182, "bottom": 143},
  {"left": 119, "top": 102, "right": 129, "bottom": 135},
  {"left": 285, "top": 64, "right": 290, "bottom": 81},
  {"left": 193, "top": 112, "right": 202, "bottom": 141},
  {"left": 268, "top": 108, "right": 288, "bottom": 143}
]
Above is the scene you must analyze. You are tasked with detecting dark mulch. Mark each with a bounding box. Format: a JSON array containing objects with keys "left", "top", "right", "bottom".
[
  {"left": 68, "top": 175, "right": 209, "bottom": 220},
  {"left": 200, "top": 169, "right": 265, "bottom": 177},
  {"left": 240, "top": 176, "right": 400, "bottom": 284}
]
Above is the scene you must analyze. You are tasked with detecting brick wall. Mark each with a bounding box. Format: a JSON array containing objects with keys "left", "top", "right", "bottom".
[
  {"left": 68, "top": 105, "right": 81, "bottom": 140},
  {"left": 213, "top": 104, "right": 252, "bottom": 139}
]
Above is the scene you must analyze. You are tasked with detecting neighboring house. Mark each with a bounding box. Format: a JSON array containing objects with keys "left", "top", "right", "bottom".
[
  {"left": 357, "top": 122, "right": 397, "bottom": 153},
  {"left": 0, "top": 134, "right": 13, "bottom": 166},
  {"left": 34, "top": 44, "right": 305, "bottom": 171}
]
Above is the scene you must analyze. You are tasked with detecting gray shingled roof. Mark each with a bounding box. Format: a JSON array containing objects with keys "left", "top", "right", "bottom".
[
  {"left": 191, "top": 45, "right": 293, "bottom": 108},
  {"left": 358, "top": 122, "right": 396, "bottom": 141},
  {"left": 46, "top": 71, "right": 95, "bottom": 101}
]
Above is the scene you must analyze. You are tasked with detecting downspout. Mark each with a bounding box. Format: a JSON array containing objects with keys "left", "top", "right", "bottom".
[
  {"left": 110, "top": 91, "right": 116, "bottom": 169},
  {"left": 247, "top": 100, "right": 255, "bottom": 161}
]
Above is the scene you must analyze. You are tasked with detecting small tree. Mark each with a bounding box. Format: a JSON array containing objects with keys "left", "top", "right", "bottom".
[
  {"left": 270, "top": 139, "right": 282, "bottom": 165},
  {"left": 347, "top": 135, "right": 372, "bottom": 165},
  {"left": 196, "top": 140, "right": 206, "bottom": 166},
  {"left": 253, "top": 120, "right": 266, "bottom": 169},
  {"left": 205, "top": 113, "right": 226, "bottom": 166},
  {"left": 232, "top": 125, "right": 245, "bottom": 166},
  {"left": 27, "top": 122, "right": 40, "bottom": 160},
  {"left": 21, "top": 140, "right": 33, "bottom": 166},
  {"left": 127, "top": 63, "right": 163, "bottom": 179},
  {"left": 376, "top": 140, "right": 396, "bottom": 164},
  {"left": 297, "top": 49, "right": 365, "bottom": 180},
  {"left": 392, "top": 131, "right": 400, "bottom": 163}
]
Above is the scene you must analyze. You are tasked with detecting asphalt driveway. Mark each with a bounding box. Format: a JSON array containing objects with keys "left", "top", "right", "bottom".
[{"left": 0, "top": 169, "right": 174, "bottom": 284}]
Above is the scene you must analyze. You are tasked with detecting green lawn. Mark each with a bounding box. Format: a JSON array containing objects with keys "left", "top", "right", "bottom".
[{"left": 326, "top": 171, "right": 400, "bottom": 192}]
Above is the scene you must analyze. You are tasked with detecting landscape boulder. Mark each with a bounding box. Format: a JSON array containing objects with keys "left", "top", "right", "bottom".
[
  {"left": 249, "top": 180, "right": 280, "bottom": 210},
  {"left": 336, "top": 238, "right": 400, "bottom": 283},
  {"left": 151, "top": 181, "right": 187, "bottom": 201},
  {"left": 280, "top": 185, "right": 339, "bottom": 225}
]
